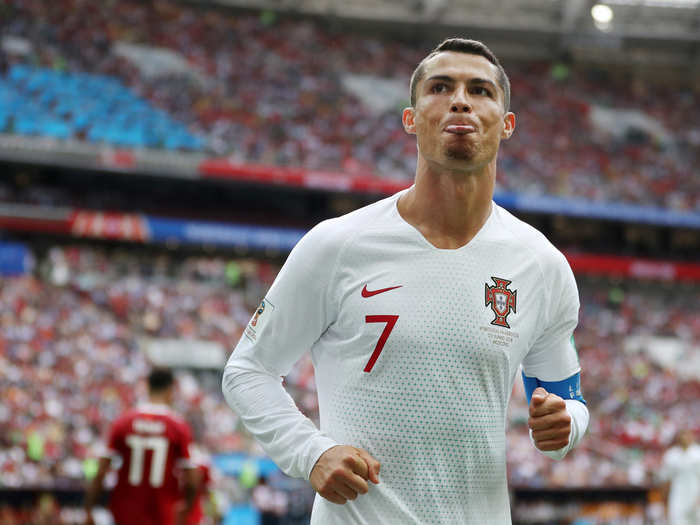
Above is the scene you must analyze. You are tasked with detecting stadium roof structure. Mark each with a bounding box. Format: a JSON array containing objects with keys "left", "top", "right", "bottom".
[{"left": 193, "top": 0, "right": 700, "bottom": 67}]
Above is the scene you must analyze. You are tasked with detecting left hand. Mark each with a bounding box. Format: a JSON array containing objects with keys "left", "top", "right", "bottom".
[{"left": 528, "top": 387, "right": 571, "bottom": 451}]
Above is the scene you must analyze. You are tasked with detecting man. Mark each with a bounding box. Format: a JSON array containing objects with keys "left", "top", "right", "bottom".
[
  {"left": 661, "top": 429, "right": 700, "bottom": 525},
  {"left": 252, "top": 475, "right": 289, "bottom": 525},
  {"left": 85, "top": 368, "right": 198, "bottom": 525},
  {"left": 222, "top": 38, "right": 589, "bottom": 524},
  {"left": 183, "top": 445, "right": 221, "bottom": 525}
]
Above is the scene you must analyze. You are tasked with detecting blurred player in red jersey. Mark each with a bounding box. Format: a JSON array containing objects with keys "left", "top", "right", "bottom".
[
  {"left": 84, "top": 368, "right": 198, "bottom": 525},
  {"left": 183, "top": 446, "right": 216, "bottom": 525}
]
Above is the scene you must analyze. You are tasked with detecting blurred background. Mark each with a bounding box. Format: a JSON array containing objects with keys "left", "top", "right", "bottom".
[{"left": 0, "top": 0, "right": 698, "bottom": 524}]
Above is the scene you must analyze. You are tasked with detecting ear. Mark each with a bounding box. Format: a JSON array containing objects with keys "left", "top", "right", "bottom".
[
  {"left": 501, "top": 112, "right": 515, "bottom": 139},
  {"left": 402, "top": 107, "right": 416, "bottom": 135}
]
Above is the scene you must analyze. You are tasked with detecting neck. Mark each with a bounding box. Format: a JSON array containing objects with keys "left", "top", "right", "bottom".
[
  {"left": 148, "top": 392, "right": 171, "bottom": 406},
  {"left": 397, "top": 155, "right": 495, "bottom": 249}
]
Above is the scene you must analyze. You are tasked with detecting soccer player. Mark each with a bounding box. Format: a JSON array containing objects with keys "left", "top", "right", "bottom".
[
  {"left": 183, "top": 446, "right": 218, "bottom": 525},
  {"left": 661, "top": 429, "right": 700, "bottom": 525},
  {"left": 85, "top": 368, "right": 198, "bottom": 525},
  {"left": 222, "top": 38, "right": 589, "bottom": 524}
]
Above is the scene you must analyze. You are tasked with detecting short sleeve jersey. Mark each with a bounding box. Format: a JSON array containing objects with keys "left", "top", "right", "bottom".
[
  {"left": 106, "top": 403, "right": 193, "bottom": 525},
  {"left": 226, "top": 190, "right": 581, "bottom": 525}
]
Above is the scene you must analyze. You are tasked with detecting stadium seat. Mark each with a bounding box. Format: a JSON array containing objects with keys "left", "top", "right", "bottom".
[
  {"left": 0, "top": 66, "right": 205, "bottom": 150},
  {"left": 14, "top": 114, "right": 41, "bottom": 135},
  {"left": 39, "top": 118, "right": 72, "bottom": 139},
  {"left": 222, "top": 505, "right": 259, "bottom": 525}
]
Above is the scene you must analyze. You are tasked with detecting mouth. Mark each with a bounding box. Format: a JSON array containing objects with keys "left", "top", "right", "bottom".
[{"left": 443, "top": 124, "right": 476, "bottom": 135}]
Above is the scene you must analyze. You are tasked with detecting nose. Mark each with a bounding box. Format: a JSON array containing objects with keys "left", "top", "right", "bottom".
[{"left": 451, "top": 88, "right": 471, "bottom": 113}]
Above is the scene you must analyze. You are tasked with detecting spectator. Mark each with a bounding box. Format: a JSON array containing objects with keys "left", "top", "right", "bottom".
[
  {"left": 0, "top": 243, "right": 697, "bottom": 494},
  {"left": 0, "top": 0, "right": 697, "bottom": 209},
  {"left": 252, "top": 476, "right": 288, "bottom": 525}
]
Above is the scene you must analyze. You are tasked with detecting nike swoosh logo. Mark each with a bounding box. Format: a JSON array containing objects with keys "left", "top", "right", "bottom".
[{"left": 361, "top": 284, "right": 403, "bottom": 298}]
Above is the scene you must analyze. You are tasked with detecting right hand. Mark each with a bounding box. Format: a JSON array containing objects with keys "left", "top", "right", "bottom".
[{"left": 309, "top": 445, "right": 381, "bottom": 505}]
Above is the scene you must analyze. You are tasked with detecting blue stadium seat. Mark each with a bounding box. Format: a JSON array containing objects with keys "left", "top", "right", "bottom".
[
  {"left": 222, "top": 505, "right": 259, "bottom": 525},
  {"left": 25, "top": 69, "right": 51, "bottom": 92},
  {"left": 14, "top": 115, "right": 41, "bottom": 135},
  {"left": 86, "top": 124, "right": 108, "bottom": 143},
  {"left": 1, "top": 65, "right": 205, "bottom": 149},
  {"left": 40, "top": 118, "right": 72, "bottom": 139},
  {"left": 71, "top": 110, "right": 94, "bottom": 132},
  {"left": 7, "top": 64, "right": 30, "bottom": 83}
]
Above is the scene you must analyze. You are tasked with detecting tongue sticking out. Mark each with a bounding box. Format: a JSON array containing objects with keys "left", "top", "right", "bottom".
[{"left": 445, "top": 125, "right": 475, "bottom": 135}]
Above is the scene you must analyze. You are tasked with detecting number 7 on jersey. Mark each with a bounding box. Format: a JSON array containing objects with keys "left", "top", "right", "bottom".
[{"left": 364, "top": 315, "right": 399, "bottom": 372}]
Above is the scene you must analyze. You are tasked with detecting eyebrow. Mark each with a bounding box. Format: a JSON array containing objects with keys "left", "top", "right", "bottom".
[{"left": 426, "top": 75, "right": 498, "bottom": 91}]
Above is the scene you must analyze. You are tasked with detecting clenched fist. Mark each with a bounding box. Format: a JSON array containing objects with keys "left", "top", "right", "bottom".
[
  {"left": 310, "top": 445, "right": 381, "bottom": 504},
  {"left": 528, "top": 387, "right": 572, "bottom": 451}
]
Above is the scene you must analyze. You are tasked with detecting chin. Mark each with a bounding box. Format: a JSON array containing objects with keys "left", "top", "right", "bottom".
[{"left": 445, "top": 146, "right": 478, "bottom": 161}]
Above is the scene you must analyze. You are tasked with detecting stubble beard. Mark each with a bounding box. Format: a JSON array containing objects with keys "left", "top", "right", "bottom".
[{"left": 445, "top": 141, "right": 478, "bottom": 161}]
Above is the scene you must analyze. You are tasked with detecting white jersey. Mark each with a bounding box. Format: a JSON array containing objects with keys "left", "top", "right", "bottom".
[
  {"left": 223, "top": 190, "right": 585, "bottom": 524},
  {"left": 662, "top": 444, "right": 700, "bottom": 525}
]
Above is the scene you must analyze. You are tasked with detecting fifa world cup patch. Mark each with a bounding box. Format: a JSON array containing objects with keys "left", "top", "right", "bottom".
[
  {"left": 484, "top": 277, "right": 517, "bottom": 328},
  {"left": 245, "top": 298, "right": 275, "bottom": 342}
]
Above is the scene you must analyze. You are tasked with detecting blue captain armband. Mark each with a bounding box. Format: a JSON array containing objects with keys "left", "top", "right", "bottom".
[{"left": 522, "top": 371, "right": 586, "bottom": 405}]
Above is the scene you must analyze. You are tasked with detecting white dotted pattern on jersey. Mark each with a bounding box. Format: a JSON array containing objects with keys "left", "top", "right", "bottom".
[{"left": 313, "top": 228, "right": 518, "bottom": 524}]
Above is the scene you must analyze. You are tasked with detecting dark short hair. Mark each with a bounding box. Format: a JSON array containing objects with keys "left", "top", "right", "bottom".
[
  {"left": 410, "top": 38, "right": 510, "bottom": 113},
  {"left": 148, "top": 367, "right": 175, "bottom": 393}
]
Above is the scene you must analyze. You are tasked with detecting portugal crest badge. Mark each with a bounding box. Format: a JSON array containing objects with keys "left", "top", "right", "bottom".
[{"left": 485, "top": 277, "right": 517, "bottom": 328}]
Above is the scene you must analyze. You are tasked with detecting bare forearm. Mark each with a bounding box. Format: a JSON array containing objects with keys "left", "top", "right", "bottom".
[
  {"left": 182, "top": 482, "right": 196, "bottom": 514},
  {"left": 84, "top": 477, "right": 102, "bottom": 513},
  {"left": 85, "top": 457, "right": 110, "bottom": 517}
]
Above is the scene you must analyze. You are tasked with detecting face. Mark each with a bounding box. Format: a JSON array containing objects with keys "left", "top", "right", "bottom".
[
  {"left": 403, "top": 51, "right": 515, "bottom": 171},
  {"left": 679, "top": 430, "right": 696, "bottom": 448}
]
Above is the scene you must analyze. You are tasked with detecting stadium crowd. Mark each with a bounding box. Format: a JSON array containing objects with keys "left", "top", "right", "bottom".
[
  {"left": 508, "top": 276, "right": 700, "bottom": 488},
  {"left": 1, "top": 0, "right": 699, "bottom": 211},
  {"left": 0, "top": 243, "right": 697, "bottom": 496}
]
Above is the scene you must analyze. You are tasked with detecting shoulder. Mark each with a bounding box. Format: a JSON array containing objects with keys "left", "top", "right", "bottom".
[
  {"left": 160, "top": 409, "right": 190, "bottom": 431},
  {"left": 136, "top": 404, "right": 190, "bottom": 431},
  {"left": 112, "top": 409, "right": 136, "bottom": 429},
  {"left": 292, "top": 193, "right": 401, "bottom": 256},
  {"left": 148, "top": 409, "right": 191, "bottom": 443},
  {"left": 171, "top": 414, "right": 193, "bottom": 441},
  {"left": 108, "top": 409, "right": 137, "bottom": 439},
  {"left": 492, "top": 204, "right": 571, "bottom": 275},
  {"left": 664, "top": 446, "right": 682, "bottom": 461}
]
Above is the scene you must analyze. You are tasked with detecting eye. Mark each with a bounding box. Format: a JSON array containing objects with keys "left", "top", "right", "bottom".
[
  {"left": 470, "top": 86, "right": 493, "bottom": 97},
  {"left": 431, "top": 82, "right": 448, "bottom": 94}
]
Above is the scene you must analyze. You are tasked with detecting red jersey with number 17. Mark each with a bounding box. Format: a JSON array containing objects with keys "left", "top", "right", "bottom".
[{"left": 106, "top": 403, "right": 193, "bottom": 525}]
